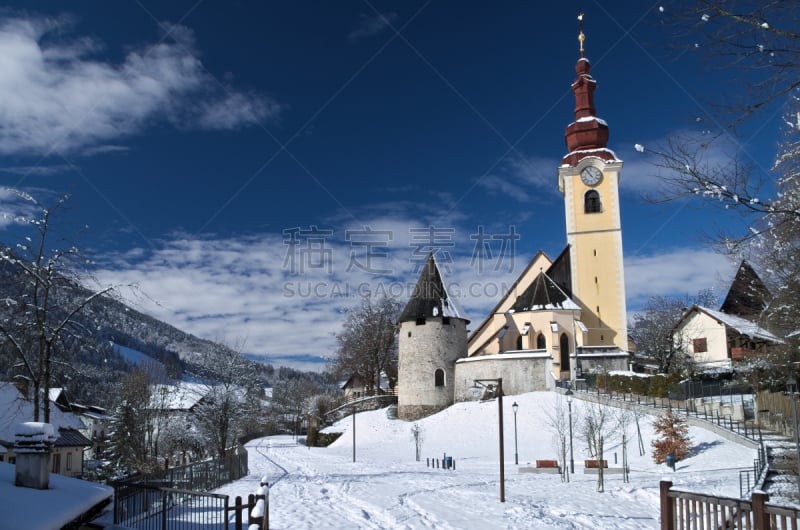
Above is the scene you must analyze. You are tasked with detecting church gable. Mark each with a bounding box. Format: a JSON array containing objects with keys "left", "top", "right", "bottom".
[
  {"left": 511, "top": 270, "right": 580, "bottom": 312},
  {"left": 467, "top": 251, "right": 552, "bottom": 350}
]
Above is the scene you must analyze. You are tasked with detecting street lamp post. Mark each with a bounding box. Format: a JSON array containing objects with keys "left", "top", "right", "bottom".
[
  {"left": 512, "top": 402, "right": 519, "bottom": 465},
  {"left": 470, "top": 378, "right": 505, "bottom": 502},
  {"left": 565, "top": 389, "right": 575, "bottom": 474},
  {"left": 787, "top": 377, "right": 800, "bottom": 497}
]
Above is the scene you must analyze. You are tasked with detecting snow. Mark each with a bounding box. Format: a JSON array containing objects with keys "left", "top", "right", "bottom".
[
  {"left": 634, "top": 143, "right": 645, "bottom": 153},
  {"left": 697, "top": 306, "right": 782, "bottom": 343},
  {"left": 0, "top": 461, "right": 113, "bottom": 529},
  {"left": 215, "top": 391, "right": 760, "bottom": 529}
]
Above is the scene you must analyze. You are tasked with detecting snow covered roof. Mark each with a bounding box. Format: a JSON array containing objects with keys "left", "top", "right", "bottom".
[
  {"left": 0, "top": 383, "right": 85, "bottom": 445},
  {"left": 151, "top": 382, "right": 209, "bottom": 411},
  {"left": 0, "top": 462, "right": 112, "bottom": 529},
  {"left": 694, "top": 306, "right": 782, "bottom": 343},
  {"left": 560, "top": 148, "right": 621, "bottom": 167},
  {"left": 399, "top": 253, "right": 467, "bottom": 323},
  {"left": 510, "top": 270, "right": 580, "bottom": 312}
]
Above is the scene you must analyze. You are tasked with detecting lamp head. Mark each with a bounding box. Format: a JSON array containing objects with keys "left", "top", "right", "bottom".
[{"left": 512, "top": 401, "right": 518, "bottom": 414}]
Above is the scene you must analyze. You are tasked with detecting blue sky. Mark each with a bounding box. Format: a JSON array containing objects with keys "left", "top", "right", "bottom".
[{"left": 0, "top": 2, "right": 782, "bottom": 371}]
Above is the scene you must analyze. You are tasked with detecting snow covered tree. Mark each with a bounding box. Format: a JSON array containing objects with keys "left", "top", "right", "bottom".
[
  {"left": 333, "top": 295, "right": 400, "bottom": 393},
  {"left": 639, "top": 3, "right": 800, "bottom": 382},
  {"left": 108, "top": 363, "right": 173, "bottom": 475},
  {"left": 191, "top": 347, "right": 263, "bottom": 458},
  {"left": 651, "top": 407, "right": 691, "bottom": 464},
  {"left": 0, "top": 190, "right": 116, "bottom": 422}
]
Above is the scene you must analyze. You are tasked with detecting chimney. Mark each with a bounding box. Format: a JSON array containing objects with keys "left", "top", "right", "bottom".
[{"left": 14, "top": 422, "right": 57, "bottom": 490}]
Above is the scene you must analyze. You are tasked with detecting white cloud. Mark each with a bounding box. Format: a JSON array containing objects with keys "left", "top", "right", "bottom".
[
  {"left": 348, "top": 12, "right": 398, "bottom": 42},
  {"left": 624, "top": 248, "right": 736, "bottom": 310},
  {"left": 0, "top": 14, "right": 281, "bottom": 156}
]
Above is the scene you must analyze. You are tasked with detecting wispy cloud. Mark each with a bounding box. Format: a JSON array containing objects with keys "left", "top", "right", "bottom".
[
  {"left": 348, "top": 12, "right": 398, "bottom": 42},
  {"left": 475, "top": 154, "right": 558, "bottom": 202},
  {"left": 0, "top": 165, "right": 72, "bottom": 176},
  {"left": 0, "top": 14, "right": 281, "bottom": 156}
]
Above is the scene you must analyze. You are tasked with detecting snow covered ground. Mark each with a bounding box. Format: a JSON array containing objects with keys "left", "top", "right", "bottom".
[{"left": 215, "top": 391, "right": 758, "bottom": 529}]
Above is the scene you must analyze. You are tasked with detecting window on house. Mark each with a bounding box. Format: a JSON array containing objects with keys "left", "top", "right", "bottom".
[
  {"left": 416, "top": 317, "right": 426, "bottom": 325},
  {"left": 693, "top": 338, "right": 708, "bottom": 353},
  {"left": 442, "top": 317, "right": 450, "bottom": 325},
  {"left": 52, "top": 453, "right": 60, "bottom": 473},
  {"left": 516, "top": 335, "right": 523, "bottom": 350},
  {"left": 66, "top": 453, "right": 72, "bottom": 472},
  {"left": 585, "top": 190, "right": 601, "bottom": 213},
  {"left": 434, "top": 369, "right": 445, "bottom": 387},
  {"left": 536, "top": 333, "right": 546, "bottom": 350}
]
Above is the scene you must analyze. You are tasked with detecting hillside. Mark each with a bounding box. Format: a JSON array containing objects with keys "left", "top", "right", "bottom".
[{"left": 0, "top": 254, "right": 276, "bottom": 403}]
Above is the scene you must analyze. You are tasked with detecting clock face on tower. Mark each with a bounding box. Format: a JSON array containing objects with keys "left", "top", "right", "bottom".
[{"left": 580, "top": 166, "right": 603, "bottom": 186}]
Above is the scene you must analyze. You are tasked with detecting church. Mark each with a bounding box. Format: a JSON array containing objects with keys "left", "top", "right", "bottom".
[{"left": 397, "top": 37, "right": 631, "bottom": 421}]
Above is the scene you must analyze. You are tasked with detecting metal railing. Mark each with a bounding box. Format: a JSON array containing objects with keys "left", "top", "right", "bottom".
[{"left": 114, "top": 484, "right": 230, "bottom": 530}]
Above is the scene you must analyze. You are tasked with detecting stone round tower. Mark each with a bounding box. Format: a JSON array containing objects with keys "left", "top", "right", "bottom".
[{"left": 397, "top": 253, "right": 468, "bottom": 421}]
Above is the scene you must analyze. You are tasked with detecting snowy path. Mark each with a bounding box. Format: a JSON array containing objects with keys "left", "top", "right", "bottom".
[{"left": 214, "top": 393, "right": 757, "bottom": 529}]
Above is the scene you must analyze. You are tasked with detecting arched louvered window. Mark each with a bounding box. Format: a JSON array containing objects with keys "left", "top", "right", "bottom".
[
  {"left": 585, "top": 190, "right": 601, "bottom": 213},
  {"left": 536, "top": 333, "right": 546, "bottom": 350},
  {"left": 434, "top": 369, "right": 445, "bottom": 387}
]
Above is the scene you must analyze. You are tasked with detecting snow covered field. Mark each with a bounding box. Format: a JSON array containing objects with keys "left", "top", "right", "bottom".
[{"left": 215, "top": 391, "right": 757, "bottom": 529}]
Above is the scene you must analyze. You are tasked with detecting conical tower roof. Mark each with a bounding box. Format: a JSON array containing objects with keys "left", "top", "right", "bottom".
[{"left": 399, "top": 253, "right": 467, "bottom": 323}]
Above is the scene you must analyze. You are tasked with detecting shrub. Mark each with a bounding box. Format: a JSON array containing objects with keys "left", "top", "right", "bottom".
[{"left": 651, "top": 408, "right": 691, "bottom": 464}]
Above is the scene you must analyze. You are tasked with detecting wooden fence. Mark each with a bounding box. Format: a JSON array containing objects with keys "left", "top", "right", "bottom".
[{"left": 660, "top": 480, "right": 800, "bottom": 530}]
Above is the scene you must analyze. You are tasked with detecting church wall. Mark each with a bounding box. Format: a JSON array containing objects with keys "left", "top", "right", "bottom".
[
  {"left": 575, "top": 354, "right": 630, "bottom": 375},
  {"left": 453, "top": 354, "right": 553, "bottom": 402},
  {"left": 397, "top": 317, "right": 468, "bottom": 421}
]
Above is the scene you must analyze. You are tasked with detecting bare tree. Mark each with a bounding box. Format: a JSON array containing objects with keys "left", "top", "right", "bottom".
[
  {"left": 333, "top": 295, "right": 400, "bottom": 393},
  {"left": 545, "top": 395, "right": 572, "bottom": 482},
  {"left": 0, "top": 190, "right": 117, "bottom": 422},
  {"left": 665, "top": 1, "right": 800, "bottom": 127},
  {"left": 581, "top": 398, "right": 616, "bottom": 493}
]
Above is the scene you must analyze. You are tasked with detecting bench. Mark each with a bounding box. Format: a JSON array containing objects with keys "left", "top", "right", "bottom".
[
  {"left": 584, "top": 459, "right": 608, "bottom": 468},
  {"left": 520, "top": 459, "right": 560, "bottom": 474}
]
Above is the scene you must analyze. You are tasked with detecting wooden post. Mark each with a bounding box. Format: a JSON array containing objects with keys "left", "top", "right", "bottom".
[
  {"left": 751, "top": 490, "right": 769, "bottom": 530},
  {"left": 234, "top": 496, "right": 243, "bottom": 530},
  {"left": 660, "top": 480, "right": 674, "bottom": 530},
  {"left": 260, "top": 478, "right": 270, "bottom": 530}
]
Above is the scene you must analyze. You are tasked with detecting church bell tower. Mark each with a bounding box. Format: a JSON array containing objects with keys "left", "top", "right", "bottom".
[{"left": 556, "top": 26, "right": 628, "bottom": 352}]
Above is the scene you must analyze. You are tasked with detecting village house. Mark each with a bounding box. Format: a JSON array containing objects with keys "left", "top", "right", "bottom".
[
  {"left": 673, "top": 261, "right": 782, "bottom": 370},
  {"left": 0, "top": 381, "right": 92, "bottom": 478}
]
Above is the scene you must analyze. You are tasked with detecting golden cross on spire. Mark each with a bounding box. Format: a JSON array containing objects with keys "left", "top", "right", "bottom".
[{"left": 577, "top": 13, "right": 585, "bottom": 56}]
